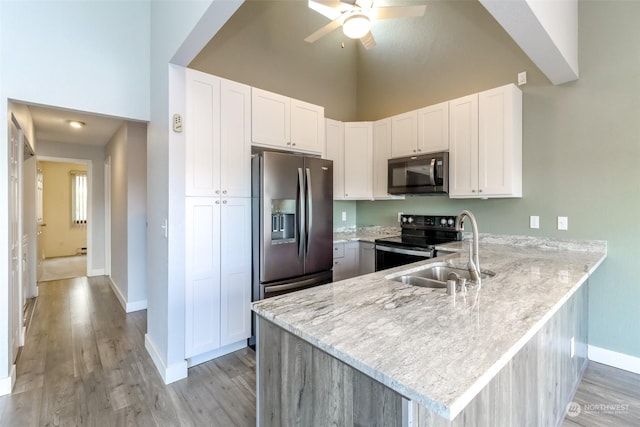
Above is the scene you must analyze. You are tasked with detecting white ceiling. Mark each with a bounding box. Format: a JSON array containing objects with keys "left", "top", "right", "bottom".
[{"left": 28, "top": 104, "right": 127, "bottom": 147}]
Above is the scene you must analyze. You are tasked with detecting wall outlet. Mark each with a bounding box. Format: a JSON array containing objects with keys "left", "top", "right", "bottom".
[
  {"left": 341, "top": 211, "right": 347, "bottom": 221},
  {"left": 570, "top": 336, "right": 575, "bottom": 358},
  {"left": 518, "top": 71, "right": 527, "bottom": 85},
  {"left": 529, "top": 215, "right": 539, "bottom": 229},
  {"left": 557, "top": 216, "right": 568, "bottom": 231},
  {"left": 397, "top": 212, "right": 404, "bottom": 223}
]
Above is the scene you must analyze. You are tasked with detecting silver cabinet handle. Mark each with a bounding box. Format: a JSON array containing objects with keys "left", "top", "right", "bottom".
[
  {"left": 222, "top": 190, "right": 227, "bottom": 194},
  {"left": 215, "top": 190, "right": 220, "bottom": 195},
  {"left": 215, "top": 200, "right": 220, "bottom": 204},
  {"left": 223, "top": 200, "right": 227, "bottom": 204}
]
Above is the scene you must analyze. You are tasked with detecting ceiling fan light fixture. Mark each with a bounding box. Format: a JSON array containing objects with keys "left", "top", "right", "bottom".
[{"left": 342, "top": 14, "right": 371, "bottom": 39}]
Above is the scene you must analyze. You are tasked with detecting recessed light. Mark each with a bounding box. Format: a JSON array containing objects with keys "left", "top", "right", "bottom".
[{"left": 68, "top": 120, "right": 85, "bottom": 129}]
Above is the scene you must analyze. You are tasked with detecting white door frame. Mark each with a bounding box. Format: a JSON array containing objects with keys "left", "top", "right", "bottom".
[
  {"left": 104, "top": 156, "right": 111, "bottom": 277},
  {"left": 37, "top": 156, "right": 93, "bottom": 276}
]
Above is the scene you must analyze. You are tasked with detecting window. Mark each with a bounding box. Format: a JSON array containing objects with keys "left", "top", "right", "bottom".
[{"left": 71, "top": 171, "right": 87, "bottom": 225}]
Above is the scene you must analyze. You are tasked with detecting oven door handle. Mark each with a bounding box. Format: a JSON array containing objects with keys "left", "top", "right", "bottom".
[{"left": 375, "top": 245, "right": 433, "bottom": 257}]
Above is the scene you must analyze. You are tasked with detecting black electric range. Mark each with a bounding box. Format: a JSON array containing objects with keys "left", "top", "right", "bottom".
[{"left": 374, "top": 214, "right": 462, "bottom": 271}]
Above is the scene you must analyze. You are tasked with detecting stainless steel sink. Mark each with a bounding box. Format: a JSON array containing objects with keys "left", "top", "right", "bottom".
[{"left": 388, "top": 262, "right": 495, "bottom": 288}]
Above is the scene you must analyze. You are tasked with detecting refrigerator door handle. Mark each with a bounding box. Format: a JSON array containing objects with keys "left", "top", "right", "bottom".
[
  {"left": 297, "top": 167, "right": 305, "bottom": 260},
  {"left": 305, "top": 167, "right": 313, "bottom": 256}
]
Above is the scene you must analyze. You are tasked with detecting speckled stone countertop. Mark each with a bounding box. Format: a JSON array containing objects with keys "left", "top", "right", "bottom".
[
  {"left": 333, "top": 225, "right": 400, "bottom": 243},
  {"left": 252, "top": 234, "right": 607, "bottom": 420}
]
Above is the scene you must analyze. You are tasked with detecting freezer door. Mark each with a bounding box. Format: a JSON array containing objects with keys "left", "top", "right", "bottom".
[
  {"left": 303, "top": 157, "right": 334, "bottom": 274},
  {"left": 258, "top": 151, "right": 305, "bottom": 282}
]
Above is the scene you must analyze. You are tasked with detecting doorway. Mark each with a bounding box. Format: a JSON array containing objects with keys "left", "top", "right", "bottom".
[{"left": 36, "top": 158, "right": 91, "bottom": 282}]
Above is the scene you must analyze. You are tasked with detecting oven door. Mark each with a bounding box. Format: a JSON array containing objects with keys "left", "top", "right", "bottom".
[{"left": 375, "top": 245, "right": 433, "bottom": 272}]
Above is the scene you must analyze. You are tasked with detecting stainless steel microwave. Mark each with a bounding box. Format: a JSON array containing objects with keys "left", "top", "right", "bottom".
[{"left": 387, "top": 152, "right": 449, "bottom": 195}]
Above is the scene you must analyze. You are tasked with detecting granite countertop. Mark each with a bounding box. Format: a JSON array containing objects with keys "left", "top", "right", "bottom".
[
  {"left": 333, "top": 225, "right": 400, "bottom": 243},
  {"left": 252, "top": 234, "right": 607, "bottom": 420}
]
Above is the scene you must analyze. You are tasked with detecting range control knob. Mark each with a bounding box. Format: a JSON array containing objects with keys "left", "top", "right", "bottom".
[
  {"left": 440, "top": 218, "right": 447, "bottom": 226},
  {"left": 407, "top": 216, "right": 414, "bottom": 224},
  {"left": 448, "top": 218, "right": 455, "bottom": 227},
  {"left": 401, "top": 216, "right": 407, "bottom": 223}
]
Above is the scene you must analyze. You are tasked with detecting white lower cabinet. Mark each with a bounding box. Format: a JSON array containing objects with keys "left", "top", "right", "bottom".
[
  {"left": 333, "top": 242, "right": 359, "bottom": 282},
  {"left": 185, "top": 197, "right": 251, "bottom": 359},
  {"left": 359, "top": 242, "right": 375, "bottom": 275}
]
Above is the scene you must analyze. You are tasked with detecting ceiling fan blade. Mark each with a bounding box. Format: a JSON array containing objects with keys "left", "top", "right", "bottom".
[
  {"left": 355, "top": 0, "right": 374, "bottom": 10},
  {"left": 360, "top": 31, "right": 376, "bottom": 49},
  {"left": 309, "top": 0, "right": 352, "bottom": 20},
  {"left": 304, "top": 19, "right": 343, "bottom": 43},
  {"left": 371, "top": 5, "right": 426, "bottom": 20}
]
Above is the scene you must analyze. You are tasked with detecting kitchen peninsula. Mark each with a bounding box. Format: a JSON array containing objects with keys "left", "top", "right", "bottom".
[{"left": 252, "top": 234, "right": 606, "bottom": 426}]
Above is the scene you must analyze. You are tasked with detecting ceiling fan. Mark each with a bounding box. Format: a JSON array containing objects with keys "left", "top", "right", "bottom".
[{"left": 304, "top": 0, "right": 426, "bottom": 49}]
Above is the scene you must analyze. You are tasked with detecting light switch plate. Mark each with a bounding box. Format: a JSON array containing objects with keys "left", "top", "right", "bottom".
[
  {"left": 518, "top": 71, "right": 527, "bottom": 85},
  {"left": 557, "top": 216, "right": 568, "bottom": 231},
  {"left": 341, "top": 211, "right": 347, "bottom": 221}
]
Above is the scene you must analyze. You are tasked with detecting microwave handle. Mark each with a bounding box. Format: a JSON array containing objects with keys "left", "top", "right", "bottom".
[{"left": 429, "top": 158, "right": 436, "bottom": 186}]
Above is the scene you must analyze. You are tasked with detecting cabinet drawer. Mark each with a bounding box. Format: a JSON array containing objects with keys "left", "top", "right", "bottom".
[{"left": 333, "top": 243, "right": 345, "bottom": 259}]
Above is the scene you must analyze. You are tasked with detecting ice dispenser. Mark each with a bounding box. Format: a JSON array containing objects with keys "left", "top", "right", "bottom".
[{"left": 271, "top": 199, "right": 296, "bottom": 243}]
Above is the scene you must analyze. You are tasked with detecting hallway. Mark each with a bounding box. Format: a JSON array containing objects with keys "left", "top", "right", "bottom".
[{"left": 0, "top": 276, "right": 255, "bottom": 426}]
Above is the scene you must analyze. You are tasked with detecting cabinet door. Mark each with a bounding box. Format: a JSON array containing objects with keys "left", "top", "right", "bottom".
[
  {"left": 391, "top": 110, "right": 418, "bottom": 158},
  {"left": 185, "top": 197, "right": 221, "bottom": 357},
  {"left": 291, "top": 99, "right": 325, "bottom": 155},
  {"left": 220, "top": 79, "right": 251, "bottom": 198},
  {"left": 343, "top": 242, "right": 360, "bottom": 279},
  {"left": 251, "top": 87, "right": 290, "bottom": 148},
  {"left": 448, "top": 94, "right": 479, "bottom": 198},
  {"left": 220, "top": 198, "right": 252, "bottom": 346},
  {"left": 373, "top": 118, "right": 393, "bottom": 199},
  {"left": 479, "top": 84, "right": 522, "bottom": 197},
  {"left": 359, "top": 242, "right": 375, "bottom": 275},
  {"left": 325, "top": 119, "right": 345, "bottom": 200},
  {"left": 344, "top": 122, "right": 373, "bottom": 200},
  {"left": 333, "top": 242, "right": 360, "bottom": 281},
  {"left": 185, "top": 69, "right": 221, "bottom": 197},
  {"left": 418, "top": 101, "right": 449, "bottom": 154}
]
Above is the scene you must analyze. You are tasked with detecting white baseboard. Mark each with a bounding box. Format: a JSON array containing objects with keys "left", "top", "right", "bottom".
[
  {"left": 126, "top": 299, "right": 147, "bottom": 313},
  {"left": 88, "top": 268, "right": 105, "bottom": 277},
  {"left": 107, "top": 277, "right": 147, "bottom": 313},
  {"left": 187, "top": 340, "right": 247, "bottom": 368},
  {"left": 0, "top": 364, "right": 16, "bottom": 396},
  {"left": 144, "top": 334, "right": 188, "bottom": 384},
  {"left": 588, "top": 345, "right": 640, "bottom": 375}
]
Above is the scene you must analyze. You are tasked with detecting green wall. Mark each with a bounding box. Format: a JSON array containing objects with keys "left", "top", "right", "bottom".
[
  {"left": 192, "top": 1, "right": 640, "bottom": 359},
  {"left": 333, "top": 201, "right": 357, "bottom": 229},
  {"left": 356, "top": 2, "right": 640, "bottom": 357}
]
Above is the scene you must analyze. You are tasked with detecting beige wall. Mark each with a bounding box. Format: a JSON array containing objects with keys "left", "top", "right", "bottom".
[
  {"left": 39, "top": 161, "right": 87, "bottom": 258},
  {"left": 189, "top": 0, "right": 358, "bottom": 121}
]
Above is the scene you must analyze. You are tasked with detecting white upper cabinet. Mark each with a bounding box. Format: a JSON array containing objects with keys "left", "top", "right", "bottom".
[
  {"left": 291, "top": 99, "right": 325, "bottom": 154},
  {"left": 373, "top": 118, "right": 402, "bottom": 200},
  {"left": 448, "top": 93, "right": 479, "bottom": 197},
  {"left": 325, "top": 119, "right": 345, "bottom": 200},
  {"left": 391, "top": 110, "right": 418, "bottom": 158},
  {"left": 449, "top": 84, "right": 522, "bottom": 198},
  {"left": 186, "top": 70, "right": 221, "bottom": 197},
  {"left": 252, "top": 87, "right": 325, "bottom": 155},
  {"left": 417, "top": 101, "right": 449, "bottom": 154},
  {"left": 251, "top": 87, "right": 290, "bottom": 148},
  {"left": 344, "top": 122, "right": 373, "bottom": 200},
  {"left": 478, "top": 84, "right": 522, "bottom": 197},
  {"left": 220, "top": 79, "right": 251, "bottom": 198},
  {"left": 186, "top": 69, "right": 251, "bottom": 198}
]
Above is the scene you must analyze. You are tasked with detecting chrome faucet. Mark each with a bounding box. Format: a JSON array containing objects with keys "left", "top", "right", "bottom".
[{"left": 455, "top": 210, "right": 481, "bottom": 286}]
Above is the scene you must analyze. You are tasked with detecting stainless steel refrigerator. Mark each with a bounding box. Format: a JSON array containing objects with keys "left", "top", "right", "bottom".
[{"left": 252, "top": 151, "right": 333, "bottom": 301}]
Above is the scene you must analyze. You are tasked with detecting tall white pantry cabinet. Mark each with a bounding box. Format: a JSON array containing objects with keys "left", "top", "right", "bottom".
[{"left": 184, "top": 69, "right": 251, "bottom": 361}]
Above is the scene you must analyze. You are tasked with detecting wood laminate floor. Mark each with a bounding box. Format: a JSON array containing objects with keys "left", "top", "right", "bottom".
[
  {"left": 1, "top": 275, "right": 638, "bottom": 426},
  {"left": 0, "top": 276, "right": 255, "bottom": 426}
]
